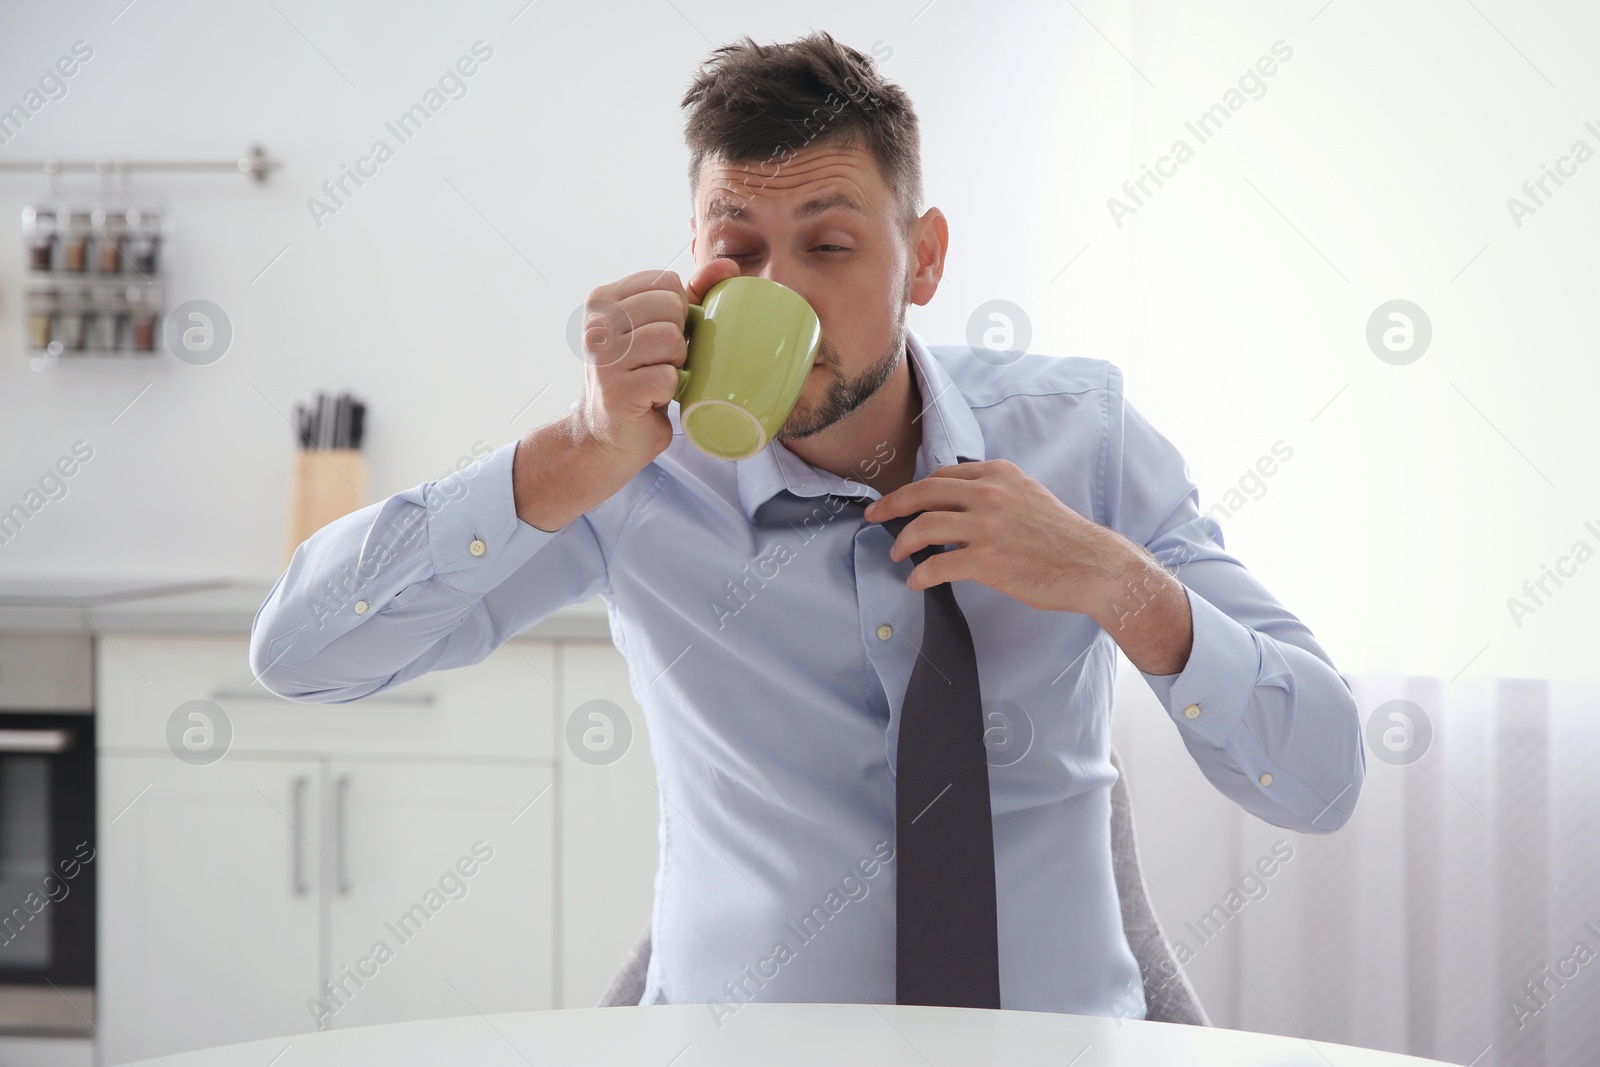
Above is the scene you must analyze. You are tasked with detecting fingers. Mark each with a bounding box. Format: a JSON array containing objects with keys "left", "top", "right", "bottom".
[
  {"left": 585, "top": 258, "right": 739, "bottom": 369},
  {"left": 888, "top": 511, "right": 975, "bottom": 563},
  {"left": 906, "top": 547, "right": 975, "bottom": 591},
  {"left": 638, "top": 361, "right": 684, "bottom": 413},
  {"left": 868, "top": 473, "right": 982, "bottom": 522},
  {"left": 605, "top": 289, "right": 688, "bottom": 336},
  {"left": 583, "top": 278, "right": 690, "bottom": 372},
  {"left": 685, "top": 256, "right": 742, "bottom": 307},
  {"left": 583, "top": 308, "right": 683, "bottom": 371},
  {"left": 925, "top": 461, "right": 993, "bottom": 479},
  {"left": 869, "top": 460, "right": 1015, "bottom": 522},
  {"left": 597, "top": 269, "right": 685, "bottom": 304}
]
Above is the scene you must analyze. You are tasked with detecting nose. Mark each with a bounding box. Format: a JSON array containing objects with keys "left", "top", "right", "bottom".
[
  {"left": 755, "top": 259, "right": 812, "bottom": 307},
  {"left": 755, "top": 260, "right": 789, "bottom": 286}
]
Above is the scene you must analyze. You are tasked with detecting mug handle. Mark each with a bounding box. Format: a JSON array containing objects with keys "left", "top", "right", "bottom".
[{"left": 675, "top": 303, "right": 704, "bottom": 399}]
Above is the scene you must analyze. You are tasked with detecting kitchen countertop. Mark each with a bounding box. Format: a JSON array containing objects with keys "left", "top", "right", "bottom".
[{"left": 0, "top": 577, "right": 613, "bottom": 640}]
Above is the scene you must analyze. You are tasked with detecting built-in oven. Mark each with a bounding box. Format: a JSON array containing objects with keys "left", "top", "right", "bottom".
[{"left": 0, "top": 634, "right": 95, "bottom": 1034}]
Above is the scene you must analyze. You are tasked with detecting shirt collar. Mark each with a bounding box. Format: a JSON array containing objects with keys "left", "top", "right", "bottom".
[{"left": 732, "top": 327, "right": 987, "bottom": 523}]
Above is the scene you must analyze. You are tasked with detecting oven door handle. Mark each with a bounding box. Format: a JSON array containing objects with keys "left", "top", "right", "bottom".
[
  {"left": 290, "top": 775, "right": 310, "bottom": 897},
  {"left": 0, "top": 728, "right": 71, "bottom": 753}
]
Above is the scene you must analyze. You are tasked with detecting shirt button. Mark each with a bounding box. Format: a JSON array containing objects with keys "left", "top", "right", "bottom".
[
  {"left": 354, "top": 600, "right": 369, "bottom": 615},
  {"left": 876, "top": 624, "right": 893, "bottom": 641},
  {"left": 1183, "top": 703, "right": 1200, "bottom": 719},
  {"left": 469, "top": 539, "right": 487, "bottom": 557},
  {"left": 1258, "top": 772, "right": 1273, "bottom": 786}
]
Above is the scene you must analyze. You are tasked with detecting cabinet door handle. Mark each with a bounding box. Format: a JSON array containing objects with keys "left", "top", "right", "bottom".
[
  {"left": 290, "top": 775, "right": 310, "bottom": 897},
  {"left": 334, "top": 775, "right": 352, "bottom": 895}
]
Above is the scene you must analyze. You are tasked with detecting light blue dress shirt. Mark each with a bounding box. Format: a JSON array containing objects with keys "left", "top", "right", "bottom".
[{"left": 251, "top": 329, "right": 1366, "bottom": 1019}]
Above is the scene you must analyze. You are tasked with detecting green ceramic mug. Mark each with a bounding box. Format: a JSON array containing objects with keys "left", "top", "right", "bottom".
[{"left": 673, "top": 276, "right": 821, "bottom": 460}]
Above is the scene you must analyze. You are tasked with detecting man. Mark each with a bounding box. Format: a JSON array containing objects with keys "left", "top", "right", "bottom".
[{"left": 252, "top": 31, "right": 1364, "bottom": 1020}]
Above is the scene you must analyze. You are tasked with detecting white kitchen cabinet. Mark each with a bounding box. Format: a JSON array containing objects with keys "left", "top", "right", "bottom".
[
  {"left": 99, "top": 753, "right": 557, "bottom": 1061},
  {"left": 554, "top": 640, "right": 660, "bottom": 1007},
  {"left": 95, "top": 636, "right": 558, "bottom": 1062},
  {"left": 95, "top": 633, "right": 661, "bottom": 1060},
  {"left": 322, "top": 760, "right": 554, "bottom": 1029},
  {"left": 97, "top": 754, "right": 324, "bottom": 1060}
]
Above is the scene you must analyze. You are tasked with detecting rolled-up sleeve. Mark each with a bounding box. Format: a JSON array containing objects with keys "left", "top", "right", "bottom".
[
  {"left": 250, "top": 439, "right": 610, "bottom": 703},
  {"left": 1100, "top": 367, "right": 1365, "bottom": 832}
]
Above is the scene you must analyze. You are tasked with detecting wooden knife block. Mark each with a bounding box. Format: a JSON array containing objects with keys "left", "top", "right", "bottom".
[{"left": 283, "top": 449, "right": 367, "bottom": 567}]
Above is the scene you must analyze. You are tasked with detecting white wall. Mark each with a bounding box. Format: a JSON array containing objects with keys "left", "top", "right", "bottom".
[{"left": 1116, "top": 1, "right": 1600, "bottom": 688}]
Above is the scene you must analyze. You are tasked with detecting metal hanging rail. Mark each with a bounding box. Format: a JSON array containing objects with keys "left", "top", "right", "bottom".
[{"left": 0, "top": 144, "right": 278, "bottom": 183}]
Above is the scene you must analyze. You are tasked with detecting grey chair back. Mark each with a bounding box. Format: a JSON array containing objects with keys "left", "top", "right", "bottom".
[
  {"left": 1105, "top": 748, "right": 1209, "bottom": 1024},
  {"left": 599, "top": 746, "right": 1209, "bottom": 1025}
]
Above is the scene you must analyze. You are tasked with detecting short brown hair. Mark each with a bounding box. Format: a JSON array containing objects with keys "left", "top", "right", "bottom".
[{"left": 680, "top": 32, "right": 923, "bottom": 232}]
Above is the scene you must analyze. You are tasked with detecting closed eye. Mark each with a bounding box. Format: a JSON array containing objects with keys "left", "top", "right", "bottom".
[{"left": 715, "top": 246, "right": 851, "bottom": 260}]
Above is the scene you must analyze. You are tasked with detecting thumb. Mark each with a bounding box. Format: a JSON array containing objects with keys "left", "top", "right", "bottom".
[{"left": 684, "top": 257, "right": 742, "bottom": 307}]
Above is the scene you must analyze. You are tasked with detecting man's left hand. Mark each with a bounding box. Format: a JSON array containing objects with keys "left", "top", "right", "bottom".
[{"left": 865, "top": 460, "right": 1194, "bottom": 674}]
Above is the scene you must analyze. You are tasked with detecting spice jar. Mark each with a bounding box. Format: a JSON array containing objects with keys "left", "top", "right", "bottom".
[
  {"left": 127, "top": 286, "right": 157, "bottom": 352},
  {"left": 126, "top": 208, "right": 162, "bottom": 275},
  {"left": 85, "top": 286, "right": 122, "bottom": 351},
  {"left": 64, "top": 212, "right": 91, "bottom": 273},
  {"left": 25, "top": 207, "right": 57, "bottom": 272},
  {"left": 27, "top": 289, "right": 59, "bottom": 349},
  {"left": 93, "top": 208, "right": 125, "bottom": 274},
  {"left": 58, "top": 290, "right": 89, "bottom": 351}
]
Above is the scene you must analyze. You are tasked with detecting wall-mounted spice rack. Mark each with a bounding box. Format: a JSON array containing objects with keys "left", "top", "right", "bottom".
[
  {"left": 23, "top": 201, "right": 167, "bottom": 360},
  {"left": 3, "top": 145, "right": 278, "bottom": 368}
]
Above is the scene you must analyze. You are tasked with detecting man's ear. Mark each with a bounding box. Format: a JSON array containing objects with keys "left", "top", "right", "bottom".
[{"left": 907, "top": 207, "right": 948, "bottom": 308}]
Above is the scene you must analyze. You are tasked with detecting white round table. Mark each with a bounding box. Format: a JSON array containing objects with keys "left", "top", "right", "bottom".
[{"left": 132, "top": 1003, "right": 1454, "bottom": 1065}]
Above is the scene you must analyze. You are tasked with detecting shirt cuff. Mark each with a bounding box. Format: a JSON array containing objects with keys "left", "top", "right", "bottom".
[
  {"left": 426, "top": 438, "right": 562, "bottom": 596},
  {"left": 1137, "top": 584, "right": 1263, "bottom": 748}
]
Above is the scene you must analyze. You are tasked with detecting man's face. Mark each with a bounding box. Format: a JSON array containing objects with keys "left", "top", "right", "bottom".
[{"left": 691, "top": 140, "right": 912, "bottom": 441}]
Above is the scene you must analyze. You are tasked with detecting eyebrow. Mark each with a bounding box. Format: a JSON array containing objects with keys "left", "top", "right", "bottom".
[{"left": 703, "top": 190, "right": 869, "bottom": 224}]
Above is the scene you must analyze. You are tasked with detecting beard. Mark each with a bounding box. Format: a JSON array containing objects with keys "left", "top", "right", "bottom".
[{"left": 775, "top": 280, "right": 909, "bottom": 442}]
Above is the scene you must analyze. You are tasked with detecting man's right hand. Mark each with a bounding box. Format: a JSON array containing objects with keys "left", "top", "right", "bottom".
[
  {"left": 511, "top": 257, "right": 742, "bottom": 533},
  {"left": 577, "top": 257, "right": 743, "bottom": 463}
]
